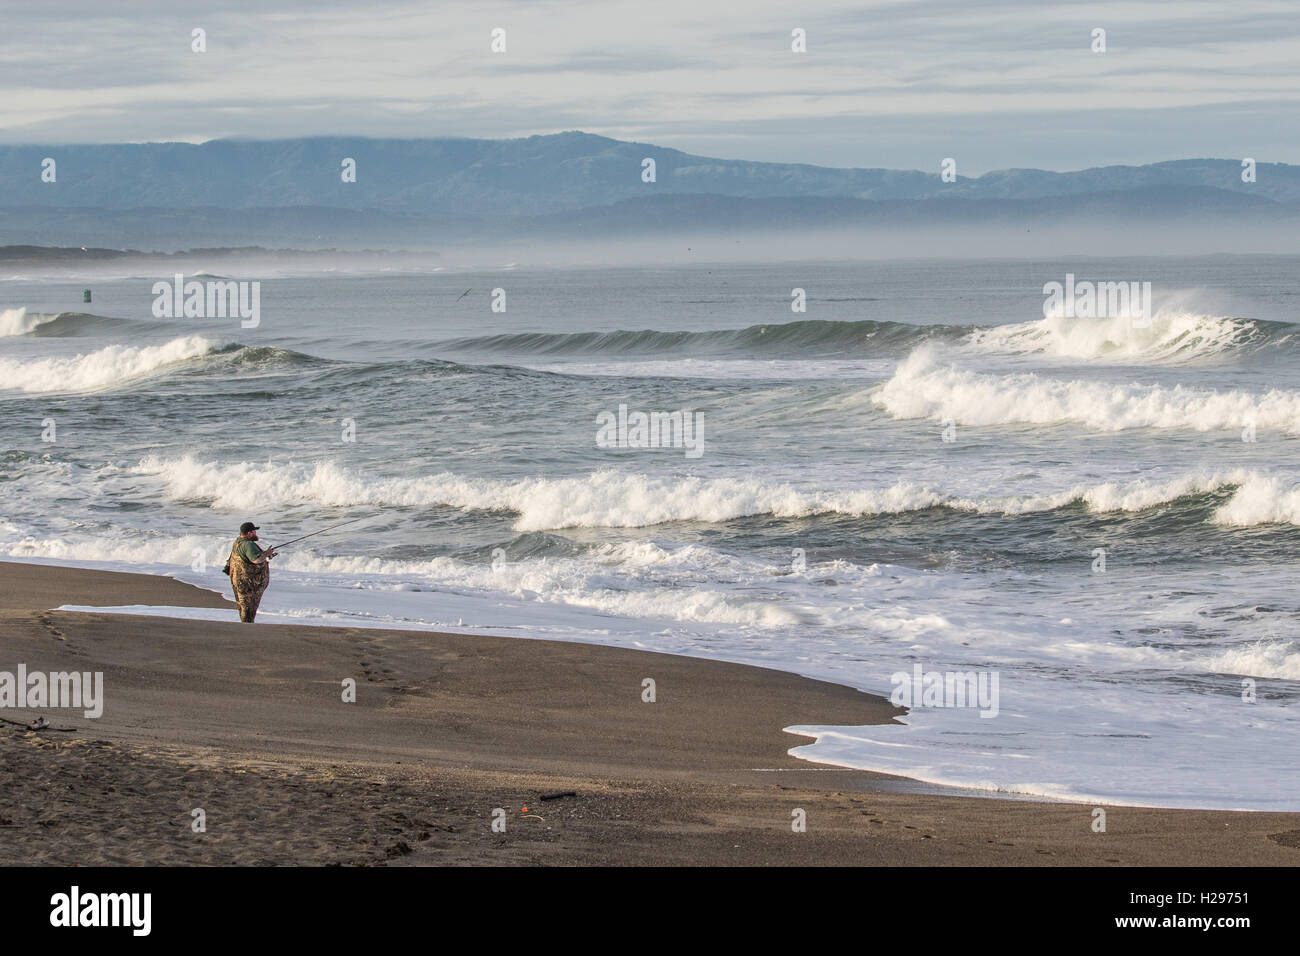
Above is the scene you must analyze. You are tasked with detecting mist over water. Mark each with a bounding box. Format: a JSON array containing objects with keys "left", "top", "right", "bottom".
[{"left": 3, "top": 256, "right": 1299, "bottom": 809}]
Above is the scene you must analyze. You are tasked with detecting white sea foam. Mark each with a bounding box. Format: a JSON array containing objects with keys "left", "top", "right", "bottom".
[
  {"left": 877, "top": 346, "right": 1300, "bottom": 433},
  {"left": 0, "top": 335, "right": 219, "bottom": 392},
  {"left": 129, "top": 455, "right": 1262, "bottom": 530},
  {"left": 1198, "top": 640, "right": 1300, "bottom": 680},
  {"left": 1, "top": 532, "right": 800, "bottom": 629},
  {"left": 965, "top": 310, "right": 1263, "bottom": 363},
  {"left": 787, "top": 690, "right": 1297, "bottom": 811},
  {"left": 0, "top": 307, "right": 44, "bottom": 336},
  {"left": 1001, "top": 470, "right": 1251, "bottom": 515},
  {"left": 132, "top": 455, "right": 958, "bottom": 526},
  {"left": 0, "top": 531, "right": 232, "bottom": 569},
  {"left": 1212, "top": 474, "right": 1300, "bottom": 527}
]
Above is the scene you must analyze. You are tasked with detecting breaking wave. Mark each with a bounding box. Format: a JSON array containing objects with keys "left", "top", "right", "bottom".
[
  {"left": 876, "top": 346, "right": 1300, "bottom": 434},
  {"left": 0, "top": 309, "right": 173, "bottom": 338},
  {"left": 0, "top": 307, "right": 41, "bottom": 336},
  {"left": 128, "top": 456, "right": 1273, "bottom": 530},
  {"left": 436, "top": 312, "right": 1296, "bottom": 365},
  {"left": 0, "top": 336, "right": 223, "bottom": 393},
  {"left": 965, "top": 311, "right": 1291, "bottom": 363}
]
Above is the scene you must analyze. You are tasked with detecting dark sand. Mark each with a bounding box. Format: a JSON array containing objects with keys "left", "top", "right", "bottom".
[{"left": 0, "top": 560, "right": 1295, "bottom": 865}]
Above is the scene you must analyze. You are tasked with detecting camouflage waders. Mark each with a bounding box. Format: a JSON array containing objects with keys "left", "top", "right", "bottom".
[{"left": 228, "top": 548, "right": 270, "bottom": 623}]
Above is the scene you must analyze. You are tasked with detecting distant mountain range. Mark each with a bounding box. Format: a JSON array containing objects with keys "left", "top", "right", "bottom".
[{"left": 1, "top": 132, "right": 1296, "bottom": 249}]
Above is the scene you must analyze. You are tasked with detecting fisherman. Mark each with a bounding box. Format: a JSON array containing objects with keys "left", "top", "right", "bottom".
[{"left": 225, "top": 521, "right": 276, "bottom": 623}]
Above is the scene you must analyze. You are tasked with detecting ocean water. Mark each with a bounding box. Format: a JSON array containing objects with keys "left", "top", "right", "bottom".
[{"left": 3, "top": 256, "right": 1299, "bottom": 810}]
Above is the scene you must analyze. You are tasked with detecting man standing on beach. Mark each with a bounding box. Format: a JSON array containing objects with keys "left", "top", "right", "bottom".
[{"left": 226, "top": 522, "right": 276, "bottom": 623}]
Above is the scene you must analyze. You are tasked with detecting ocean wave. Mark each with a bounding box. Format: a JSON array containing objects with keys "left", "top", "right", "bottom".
[
  {"left": 310, "top": 548, "right": 803, "bottom": 628},
  {"left": 876, "top": 346, "right": 1300, "bottom": 433},
  {"left": 0, "top": 336, "right": 223, "bottom": 393},
  {"left": 437, "top": 318, "right": 969, "bottom": 358},
  {"left": 436, "top": 312, "right": 1291, "bottom": 366},
  {"left": 0, "top": 532, "right": 802, "bottom": 629},
  {"left": 33, "top": 311, "right": 154, "bottom": 338},
  {"left": 0, "top": 307, "right": 43, "bottom": 336},
  {"left": 205, "top": 344, "right": 332, "bottom": 372},
  {"left": 9, "top": 308, "right": 1290, "bottom": 372},
  {"left": 0, "top": 532, "right": 223, "bottom": 566},
  {"left": 130, "top": 456, "right": 1260, "bottom": 530},
  {"left": 0, "top": 308, "right": 172, "bottom": 338},
  {"left": 1212, "top": 474, "right": 1300, "bottom": 527},
  {"left": 1002, "top": 470, "right": 1251, "bottom": 515},
  {"left": 1198, "top": 640, "right": 1300, "bottom": 680},
  {"left": 964, "top": 311, "right": 1287, "bottom": 363}
]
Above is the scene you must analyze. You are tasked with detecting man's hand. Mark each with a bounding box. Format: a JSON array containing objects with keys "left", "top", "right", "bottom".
[{"left": 264, "top": 547, "right": 277, "bottom": 559}]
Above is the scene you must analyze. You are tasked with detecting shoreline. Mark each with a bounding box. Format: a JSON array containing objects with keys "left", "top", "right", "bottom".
[
  {"left": 1, "top": 559, "right": 1297, "bottom": 865},
  {"left": 28, "top": 555, "right": 1276, "bottom": 813},
  {"left": 13, "top": 556, "right": 1184, "bottom": 809}
]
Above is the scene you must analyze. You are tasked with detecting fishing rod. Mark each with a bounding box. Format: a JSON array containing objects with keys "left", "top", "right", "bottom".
[{"left": 268, "top": 514, "right": 374, "bottom": 553}]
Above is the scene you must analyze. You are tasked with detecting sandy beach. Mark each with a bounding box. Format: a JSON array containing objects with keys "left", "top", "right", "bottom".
[{"left": 0, "top": 560, "right": 1293, "bottom": 866}]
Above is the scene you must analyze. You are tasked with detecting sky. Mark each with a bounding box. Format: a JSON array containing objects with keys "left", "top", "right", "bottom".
[{"left": 3, "top": 0, "right": 1299, "bottom": 174}]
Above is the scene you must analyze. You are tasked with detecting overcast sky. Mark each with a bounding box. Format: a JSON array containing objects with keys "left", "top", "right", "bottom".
[{"left": 3, "top": 0, "right": 1298, "bottom": 173}]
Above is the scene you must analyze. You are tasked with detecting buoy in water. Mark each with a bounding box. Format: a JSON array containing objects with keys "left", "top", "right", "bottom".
[{"left": 82, "top": 289, "right": 91, "bottom": 303}]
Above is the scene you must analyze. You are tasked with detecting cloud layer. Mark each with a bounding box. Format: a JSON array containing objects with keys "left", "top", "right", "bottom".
[{"left": 3, "top": 0, "right": 1299, "bottom": 171}]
